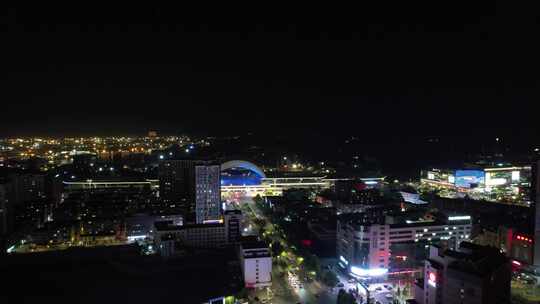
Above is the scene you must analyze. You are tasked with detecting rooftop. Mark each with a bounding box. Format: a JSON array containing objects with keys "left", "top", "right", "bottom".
[
  {"left": 446, "top": 242, "right": 509, "bottom": 277},
  {"left": 241, "top": 241, "right": 268, "bottom": 250},
  {"left": 154, "top": 221, "right": 223, "bottom": 232}
]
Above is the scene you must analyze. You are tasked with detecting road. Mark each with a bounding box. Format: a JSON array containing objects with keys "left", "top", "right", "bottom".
[
  {"left": 240, "top": 196, "right": 403, "bottom": 304},
  {"left": 240, "top": 196, "right": 338, "bottom": 304}
]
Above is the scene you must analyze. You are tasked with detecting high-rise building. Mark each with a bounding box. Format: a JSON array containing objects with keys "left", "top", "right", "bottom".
[
  {"left": 159, "top": 159, "right": 221, "bottom": 223},
  {"left": 224, "top": 209, "right": 243, "bottom": 243},
  {"left": 534, "top": 159, "right": 540, "bottom": 267},
  {"left": 414, "top": 242, "right": 510, "bottom": 304},
  {"left": 195, "top": 164, "right": 221, "bottom": 223}
]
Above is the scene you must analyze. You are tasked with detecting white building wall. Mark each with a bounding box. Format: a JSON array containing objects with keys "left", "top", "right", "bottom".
[{"left": 243, "top": 256, "right": 272, "bottom": 288}]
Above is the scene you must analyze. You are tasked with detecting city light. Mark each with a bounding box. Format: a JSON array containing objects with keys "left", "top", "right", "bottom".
[
  {"left": 350, "top": 266, "right": 388, "bottom": 277},
  {"left": 6, "top": 245, "right": 15, "bottom": 253},
  {"left": 448, "top": 215, "right": 471, "bottom": 221},
  {"left": 428, "top": 272, "right": 437, "bottom": 287}
]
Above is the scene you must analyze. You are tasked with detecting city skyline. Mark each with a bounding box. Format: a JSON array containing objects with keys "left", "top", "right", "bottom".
[{"left": 2, "top": 6, "right": 540, "bottom": 304}]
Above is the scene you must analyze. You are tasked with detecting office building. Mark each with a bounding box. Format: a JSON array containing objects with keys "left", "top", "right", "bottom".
[
  {"left": 159, "top": 159, "right": 221, "bottom": 223},
  {"left": 337, "top": 210, "right": 472, "bottom": 278},
  {"left": 153, "top": 211, "right": 242, "bottom": 255},
  {"left": 239, "top": 241, "right": 272, "bottom": 288},
  {"left": 224, "top": 209, "right": 243, "bottom": 243},
  {"left": 195, "top": 164, "right": 221, "bottom": 223},
  {"left": 414, "top": 242, "right": 510, "bottom": 304}
]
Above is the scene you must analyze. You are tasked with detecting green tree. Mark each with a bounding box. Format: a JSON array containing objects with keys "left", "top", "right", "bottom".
[
  {"left": 322, "top": 270, "right": 338, "bottom": 287},
  {"left": 403, "top": 284, "right": 410, "bottom": 297},
  {"left": 303, "top": 254, "right": 321, "bottom": 275},
  {"left": 337, "top": 289, "right": 357, "bottom": 304}
]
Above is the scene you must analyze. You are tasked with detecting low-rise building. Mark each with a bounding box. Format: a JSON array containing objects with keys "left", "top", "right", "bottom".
[{"left": 153, "top": 210, "right": 242, "bottom": 255}]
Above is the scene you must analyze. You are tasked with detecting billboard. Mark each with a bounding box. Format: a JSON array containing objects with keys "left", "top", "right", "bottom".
[{"left": 455, "top": 170, "right": 485, "bottom": 188}]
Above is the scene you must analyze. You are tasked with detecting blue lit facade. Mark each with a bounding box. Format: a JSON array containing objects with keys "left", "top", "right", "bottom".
[
  {"left": 221, "top": 168, "right": 263, "bottom": 186},
  {"left": 220, "top": 160, "right": 266, "bottom": 186}
]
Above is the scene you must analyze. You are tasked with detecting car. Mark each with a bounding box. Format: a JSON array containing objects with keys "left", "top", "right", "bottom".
[
  {"left": 387, "top": 286, "right": 393, "bottom": 290},
  {"left": 385, "top": 294, "right": 393, "bottom": 299},
  {"left": 337, "top": 283, "right": 345, "bottom": 287},
  {"left": 383, "top": 284, "right": 388, "bottom": 288},
  {"left": 375, "top": 287, "right": 383, "bottom": 291},
  {"left": 348, "top": 278, "right": 356, "bottom": 283}
]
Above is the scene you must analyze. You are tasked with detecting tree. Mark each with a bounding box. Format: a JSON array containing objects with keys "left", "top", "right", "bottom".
[
  {"left": 322, "top": 270, "right": 338, "bottom": 287},
  {"left": 337, "top": 289, "right": 356, "bottom": 304},
  {"left": 402, "top": 284, "right": 410, "bottom": 297},
  {"left": 303, "top": 254, "right": 321, "bottom": 275}
]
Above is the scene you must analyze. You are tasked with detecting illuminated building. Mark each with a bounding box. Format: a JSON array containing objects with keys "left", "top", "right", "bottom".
[
  {"left": 421, "top": 165, "right": 531, "bottom": 204},
  {"left": 195, "top": 164, "right": 221, "bottom": 224},
  {"left": 159, "top": 159, "right": 221, "bottom": 223},
  {"left": 337, "top": 210, "right": 472, "bottom": 278},
  {"left": 239, "top": 241, "right": 272, "bottom": 288},
  {"left": 415, "top": 242, "right": 510, "bottom": 304},
  {"left": 125, "top": 213, "right": 183, "bottom": 242}
]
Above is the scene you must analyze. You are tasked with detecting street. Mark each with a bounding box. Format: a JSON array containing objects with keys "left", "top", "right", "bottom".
[{"left": 238, "top": 195, "right": 407, "bottom": 304}]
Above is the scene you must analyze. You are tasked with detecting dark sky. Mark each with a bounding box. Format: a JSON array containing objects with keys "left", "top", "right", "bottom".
[{"left": 1, "top": 6, "right": 539, "bottom": 145}]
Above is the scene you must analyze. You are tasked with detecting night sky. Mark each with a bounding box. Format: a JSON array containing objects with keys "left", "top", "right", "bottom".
[{"left": 1, "top": 7, "right": 539, "bottom": 147}]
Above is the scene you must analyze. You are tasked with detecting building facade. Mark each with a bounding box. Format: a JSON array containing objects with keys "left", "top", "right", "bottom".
[
  {"left": 195, "top": 164, "right": 221, "bottom": 223},
  {"left": 239, "top": 241, "right": 272, "bottom": 288},
  {"left": 337, "top": 211, "right": 472, "bottom": 278},
  {"left": 224, "top": 209, "right": 243, "bottom": 243},
  {"left": 153, "top": 210, "right": 242, "bottom": 255},
  {"left": 159, "top": 159, "right": 221, "bottom": 223},
  {"left": 416, "top": 242, "right": 510, "bottom": 304}
]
